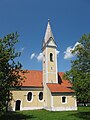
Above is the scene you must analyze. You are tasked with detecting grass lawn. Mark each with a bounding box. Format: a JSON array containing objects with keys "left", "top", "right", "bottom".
[{"left": 0, "top": 107, "right": 90, "bottom": 120}]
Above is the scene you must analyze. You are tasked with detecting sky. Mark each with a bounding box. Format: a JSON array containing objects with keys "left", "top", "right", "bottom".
[{"left": 0, "top": 0, "right": 90, "bottom": 72}]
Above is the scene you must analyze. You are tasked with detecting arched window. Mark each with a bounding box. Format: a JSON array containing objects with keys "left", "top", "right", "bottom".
[
  {"left": 50, "top": 53, "right": 53, "bottom": 62},
  {"left": 39, "top": 92, "right": 43, "bottom": 101},
  {"left": 27, "top": 92, "right": 32, "bottom": 101}
]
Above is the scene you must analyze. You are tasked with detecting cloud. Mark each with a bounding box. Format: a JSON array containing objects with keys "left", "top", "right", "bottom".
[
  {"left": 20, "top": 47, "right": 24, "bottom": 53},
  {"left": 30, "top": 52, "right": 43, "bottom": 61},
  {"left": 30, "top": 53, "right": 35, "bottom": 59},
  {"left": 73, "top": 42, "right": 81, "bottom": 50},
  {"left": 56, "top": 50, "right": 60, "bottom": 55},
  {"left": 64, "top": 42, "right": 80, "bottom": 59},
  {"left": 64, "top": 46, "right": 74, "bottom": 59},
  {"left": 37, "top": 53, "right": 43, "bottom": 61}
]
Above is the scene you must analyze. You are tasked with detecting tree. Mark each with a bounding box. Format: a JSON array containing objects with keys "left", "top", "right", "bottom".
[
  {"left": 64, "top": 34, "right": 90, "bottom": 103},
  {"left": 0, "top": 33, "right": 24, "bottom": 113}
]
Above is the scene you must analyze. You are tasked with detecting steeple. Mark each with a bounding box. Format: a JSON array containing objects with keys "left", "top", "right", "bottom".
[
  {"left": 43, "top": 19, "right": 55, "bottom": 47},
  {"left": 42, "top": 20, "right": 58, "bottom": 85}
]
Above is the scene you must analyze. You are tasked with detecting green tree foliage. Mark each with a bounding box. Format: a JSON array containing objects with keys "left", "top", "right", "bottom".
[
  {"left": 0, "top": 33, "right": 24, "bottom": 113},
  {"left": 65, "top": 34, "right": 90, "bottom": 102}
]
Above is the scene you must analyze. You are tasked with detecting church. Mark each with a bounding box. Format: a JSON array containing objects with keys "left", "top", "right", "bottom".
[{"left": 8, "top": 20, "right": 77, "bottom": 111}]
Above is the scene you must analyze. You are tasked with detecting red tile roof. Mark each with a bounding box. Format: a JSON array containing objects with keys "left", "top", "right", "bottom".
[
  {"left": 20, "top": 70, "right": 74, "bottom": 92},
  {"left": 21, "top": 70, "right": 43, "bottom": 87},
  {"left": 58, "top": 72, "right": 72, "bottom": 87},
  {"left": 47, "top": 72, "right": 74, "bottom": 93},
  {"left": 47, "top": 83, "right": 74, "bottom": 93}
]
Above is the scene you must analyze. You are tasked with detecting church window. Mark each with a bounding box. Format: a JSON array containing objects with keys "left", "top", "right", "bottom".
[
  {"left": 62, "top": 96, "right": 67, "bottom": 104},
  {"left": 50, "top": 53, "right": 54, "bottom": 62},
  {"left": 27, "top": 92, "right": 32, "bottom": 101},
  {"left": 39, "top": 92, "right": 43, "bottom": 101}
]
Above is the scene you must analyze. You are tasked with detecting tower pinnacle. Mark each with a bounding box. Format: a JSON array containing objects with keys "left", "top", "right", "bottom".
[
  {"left": 43, "top": 20, "right": 54, "bottom": 45},
  {"left": 48, "top": 19, "right": 50, "bottom": 22}
]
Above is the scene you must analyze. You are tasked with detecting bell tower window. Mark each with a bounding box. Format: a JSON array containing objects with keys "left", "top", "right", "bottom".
[{"left": 50, "top": 53, "right": 54, "bottom": 62}]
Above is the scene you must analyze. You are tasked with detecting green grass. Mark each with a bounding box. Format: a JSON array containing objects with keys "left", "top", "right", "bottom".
[{"left": 0, "top": 107, "right": 90, "bottom": 120}]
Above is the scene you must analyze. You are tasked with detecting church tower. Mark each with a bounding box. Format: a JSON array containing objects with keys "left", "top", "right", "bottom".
[{"left": 42, "top": 20, "right": 58, "bottom": 85}]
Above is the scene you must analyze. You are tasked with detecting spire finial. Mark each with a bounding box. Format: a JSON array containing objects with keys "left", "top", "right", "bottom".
[{"left": 48, "top": 19, "right": 50, "bottom": 22}]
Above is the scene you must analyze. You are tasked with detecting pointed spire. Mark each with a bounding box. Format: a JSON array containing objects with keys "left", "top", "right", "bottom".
[{"left": 44, "top": 19, "right": 54, "bottom": 44}]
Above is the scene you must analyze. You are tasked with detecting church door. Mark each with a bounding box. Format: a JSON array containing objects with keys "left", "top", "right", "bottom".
[{"left": 15, "top": 100, "right": 21, "bottom": 110}]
